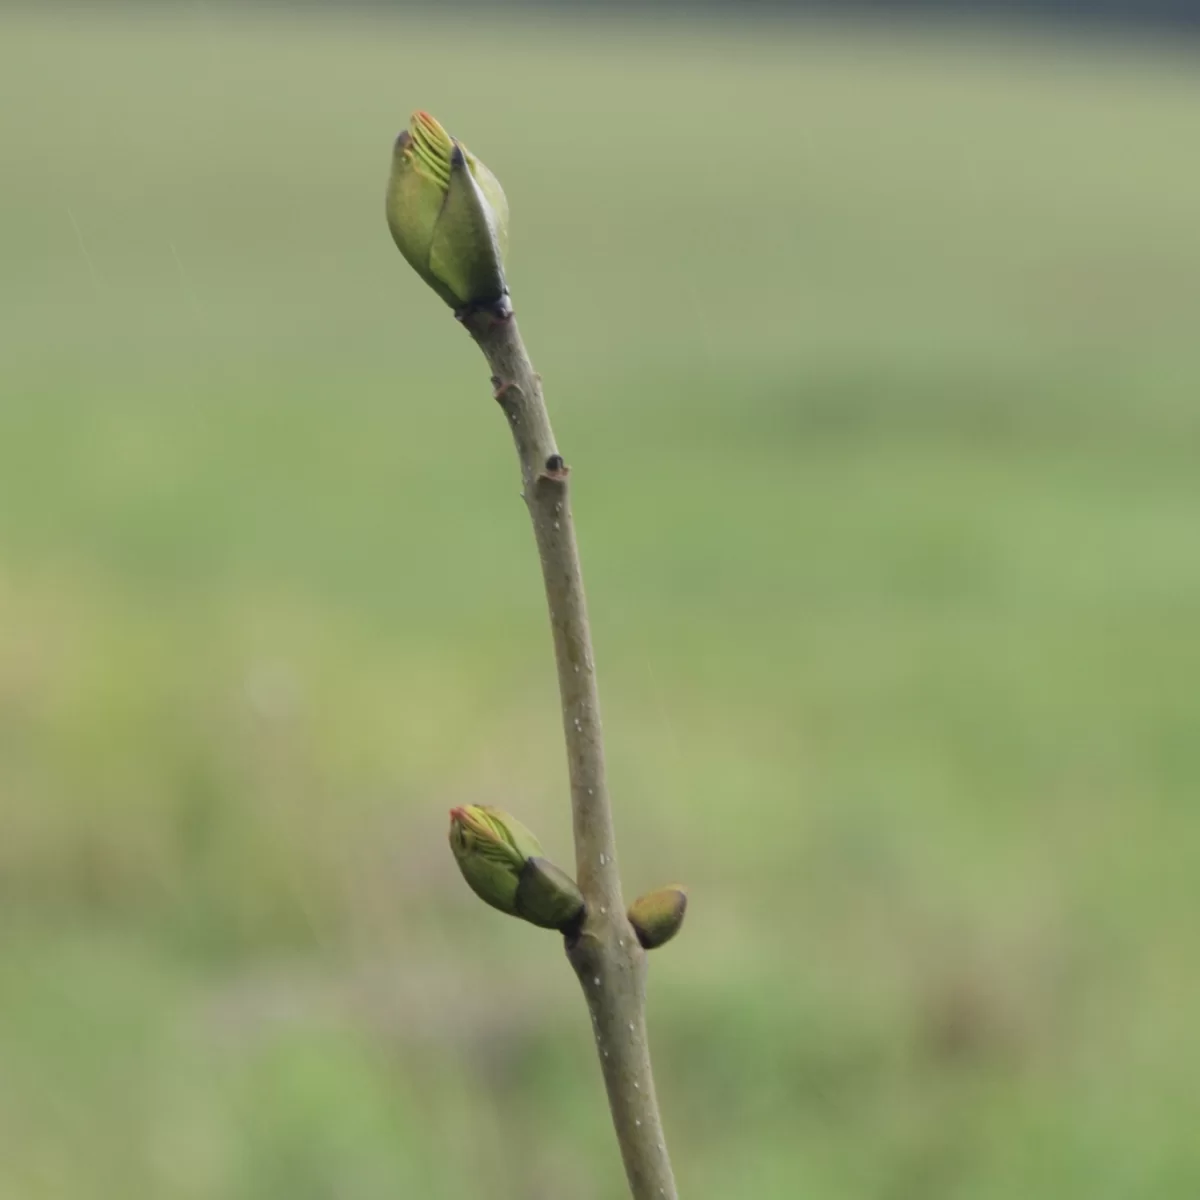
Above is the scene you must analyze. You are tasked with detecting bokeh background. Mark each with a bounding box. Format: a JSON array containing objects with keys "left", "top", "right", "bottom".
[{"left": 3, "top": 2, "right": 1200, "bottom": 1197}]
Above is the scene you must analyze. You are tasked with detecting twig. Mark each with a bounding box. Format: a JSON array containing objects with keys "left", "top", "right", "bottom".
[{"left": 462, "top": 310, "right": 679, "bottom": 1200}]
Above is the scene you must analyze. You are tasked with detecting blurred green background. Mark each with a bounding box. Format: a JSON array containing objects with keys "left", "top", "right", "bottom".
[{"left": 3, "top": 4, "right": 1200, "bottom": 1197}]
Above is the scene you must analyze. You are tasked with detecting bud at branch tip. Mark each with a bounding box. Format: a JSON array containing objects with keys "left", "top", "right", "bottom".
[{"left": 386, "top": 110, "right": 510, "bottom": 317}]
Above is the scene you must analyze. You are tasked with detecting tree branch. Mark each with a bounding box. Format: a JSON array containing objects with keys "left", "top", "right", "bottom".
[{"left": 463, "top": 310, "right": 679, "bottom": 1200}]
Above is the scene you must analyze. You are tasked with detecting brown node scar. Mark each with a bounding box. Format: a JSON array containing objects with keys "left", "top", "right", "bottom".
[
  {"left": 539, "top": 453, "right": 570, "bottom": 483},
  {"left": 457, "top": 297, "right": 514, "bottom": 328}
]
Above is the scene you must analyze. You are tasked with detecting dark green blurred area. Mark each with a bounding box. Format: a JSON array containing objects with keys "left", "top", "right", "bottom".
[{"left": 2, "top": 5, "right": 1200, "bottom": 1197}]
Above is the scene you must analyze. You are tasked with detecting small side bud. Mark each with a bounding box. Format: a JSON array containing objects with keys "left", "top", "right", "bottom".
[
  {"left": 386, "top": 111, "right": 509, "bottom": 313},
  {"left": 627, "top": 885, "right": 688, "bottom": 950},
  {"left": 448, "top": 806, "right": 583, "bottom": 933}
]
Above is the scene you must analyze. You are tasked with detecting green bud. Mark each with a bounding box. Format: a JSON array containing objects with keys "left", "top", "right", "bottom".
[
  {"left": 386, "top": 111, "right": 509, "bottom": 313},
  {"left": 448, "top": 806, "right": 584, "bottom": 933},
  {"left": 516, "top": 857, "right": 587, "bottom": 933},
  {"left": 627, "top": 885, "right": 688, "bottom": 950}
]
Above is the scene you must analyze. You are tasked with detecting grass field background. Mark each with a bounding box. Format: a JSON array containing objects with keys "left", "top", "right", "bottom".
[{"left": 2, "top": 5, "right": 1199, "bottom": 1197}]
